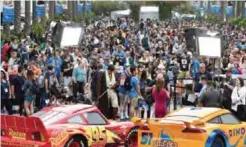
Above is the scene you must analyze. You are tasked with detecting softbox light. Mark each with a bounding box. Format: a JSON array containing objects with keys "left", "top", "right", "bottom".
[
  {"left": 52, "top": 21, "right": 84, "bottom": 48},
  {"left": 198, "top": 37, "right": 221, "bottom": 58}
]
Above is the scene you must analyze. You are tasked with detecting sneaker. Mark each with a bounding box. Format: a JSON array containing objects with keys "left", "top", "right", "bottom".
[
  {"left": 120, "top": 112, "right": 125, "bottom": 120},
  {"left": 124, "top": 110, "right": 129, "bottom": 119}
]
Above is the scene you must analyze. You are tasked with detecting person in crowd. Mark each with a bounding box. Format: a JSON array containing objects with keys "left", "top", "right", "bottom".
[
  {"left": 11, "top": 66, "right": 25, "bottom": 116},
  {"left": 96, "top": 63, "right": 109, "bottom": 118},
  {"left": 62, "top": 49, "right": 74, "bottom": 88},
  {"left": 47, "top": 51, "right": 63, "bottom": 80},
  {"left": 199, "top": 75, "right": 207, "bottom": 97},
  {"left": 222, "top": 69, "right": 235, "bottom": 110},
  {"left": 105, "top": 65, "right": 119, "bottom": 120},
  {"left": 72, "top": 60, "right": 86, "bottom": 102},
  {"left": 231, "top": 77, "right": 246, "bottom": 118},
  {"left": 199, "top": 80, "right": 221, "bottom": 108},
  {"left": 23, "top": 70, "right": 35, "bottom": 116},
  {"left": 194, "top": 63, "right": 212, "bottom": 93},
  {"left": 1, "top": 70, "right": 12, "bottom": 115},
  {"left": 119, "top": 64, "right": 131, "bottom": 120},
  {"left": 129, "top": 65, "right": 142, "bottom": 117},
  {"left": 152, "top": 76, "right": 170, "bottom": 118}
]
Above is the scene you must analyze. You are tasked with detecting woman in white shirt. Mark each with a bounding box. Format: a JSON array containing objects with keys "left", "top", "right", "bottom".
[{"left": 231, "top": 77, "right": 246, "bottom": 115}]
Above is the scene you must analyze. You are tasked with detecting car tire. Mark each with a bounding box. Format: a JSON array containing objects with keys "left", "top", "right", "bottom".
[
  {"left": 125, "top": 128, "right": 138, "bottom": 147},
  {"left": 211, "top": 136, "right": 225, "bottom": 147},
  {"left": 64, "top": 135, "right": 88, "bottom": 147}
]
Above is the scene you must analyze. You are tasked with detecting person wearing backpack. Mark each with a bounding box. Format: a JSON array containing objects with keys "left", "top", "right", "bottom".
[{"left": 119, "top": 64, "right": 131, "bottom": 120}]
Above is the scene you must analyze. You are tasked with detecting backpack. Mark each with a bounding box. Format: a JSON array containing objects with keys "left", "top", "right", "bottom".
[
  {"left": 32, "top": 80, "right": 40, "bottom": 93},
  {"left": 124, "top": 75, "right": 132, "bottom": 90}
]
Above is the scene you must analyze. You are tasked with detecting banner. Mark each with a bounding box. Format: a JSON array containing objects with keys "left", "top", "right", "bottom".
[
  {"left": 36, "top": 1, "right": 45, "bottom": 17},
  {"left": 77, "top": 1, "right": 84, "bottom": 13},
  {"left": 226, "top": 6, "right": 233, "bottom": 16},
  {"left": 211, "top": 5, "right": 221, "bottom": 14},
  {"left": 2, "top": 0, "right": 14, "bottom": 23},
  {"left": 56, "top": 1, "right": 63, "bottom": 14},
  {"left": 85, "top": 2, "right": 92, "bottom": 12}
]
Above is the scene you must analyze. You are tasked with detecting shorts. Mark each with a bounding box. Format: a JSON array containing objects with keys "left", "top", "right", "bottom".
[
  {"left": 130, "top": 98, "right": 139, "bottom": 112},
  {"left": 25, "top": 96, "right": 33, "bottom": 103},
  {"left": 119, "top": 93, "right": 128, "bottom": 105},
  {"left": 138, "top": 99, "right": 149, "bottom": 111}
]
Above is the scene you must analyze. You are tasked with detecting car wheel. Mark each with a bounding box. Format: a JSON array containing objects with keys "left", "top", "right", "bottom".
[
  {"left": 64, "top": 136, "right": 88, "bottom": 147},
  {"left": 211, "top": 136, "right": 225, "bottom": 147},
  {"left": 125, "top": 128, "right": 138, "bottom": 147}
]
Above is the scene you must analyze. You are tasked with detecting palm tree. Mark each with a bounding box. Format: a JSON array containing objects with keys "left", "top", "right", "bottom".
[
  {"left": 241, "top": 1, "right": 245, "bottom": 17},
  {"left": 233, "top": 1, "right": 237, "bottom": 17},
  {"left": 32, "top": 1, "right": 38, "bottom": 24},
  {"left": 24, "top": 0, "right": 31, "bottom": 36},
  {"left": 49, "top": 1, "right": 55, "bottom": 20},
  {"left": 221, "top": 1, "right": 226, "bottom": 22},
  {"left": 68, "top": 1, "right": 73, "bottom": 21},
  {"left": 14, "top": 1, "right": 21, "bottom": 35},
  {"left": 207, "top": 1, "right": 211, "bottom": 15},
  {"left": 41, "top": 1, "right": 46, "bottom": 25}
]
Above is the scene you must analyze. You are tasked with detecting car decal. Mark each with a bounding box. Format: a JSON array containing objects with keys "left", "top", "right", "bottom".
[
  {"left": 49, "top": 129, "right": 69, "bottom": 147},
  {"left": 205, "top": 129, "right": 245, "bottom": 147},
  {"left": 8, "top": 128, "right": 26, "bottom": 139},
  {"left": 140, "top": 128, "right": 178, "bottom": 147},
  {"left": 230, "top": 136, "right": 243, "bottom": 147}
]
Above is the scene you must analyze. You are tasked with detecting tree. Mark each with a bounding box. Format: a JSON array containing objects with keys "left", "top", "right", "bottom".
[
  {"left": 24, "top": 0, "right": 31, "bottom": 36},
  {"left": 49, "top": 1, "right": 55, "bottom": 20},
  {"left": 221, "top": 1, "right": 226, "bottom": 22},
  {"left": 207, "top": 1, "right": 211, "bottom": 15},
  {"left": 67, "top": 1, "right": 73, "bottom": 21},
  {"left": 32, "top": 1, "right": 38, "bottom": 24},
  {"left": 14, "top": 1, "right": 21, "bottom": 35},
  {"left": 41, "top": 1, "right": 46, "bottom": 26}
]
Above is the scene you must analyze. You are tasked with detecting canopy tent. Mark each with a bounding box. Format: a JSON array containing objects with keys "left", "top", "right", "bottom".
[
  {"left": 110, "top": 9, "right": 131, "bottom": 20},
  {"left": 139, "top": 6, "right": 159, "bottom": 21}
]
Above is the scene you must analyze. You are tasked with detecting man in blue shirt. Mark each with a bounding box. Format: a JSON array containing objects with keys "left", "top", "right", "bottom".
[
  {"left": 72, "top": 61, "right": 86, "bottom": 102},
  {"left": 47, "top": 51, "right": 63, "bottom": 79}
]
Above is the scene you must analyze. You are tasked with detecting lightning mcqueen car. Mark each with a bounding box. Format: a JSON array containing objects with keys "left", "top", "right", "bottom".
[{"left": 1, "top": 104, "right": 134, "bottom": 147}]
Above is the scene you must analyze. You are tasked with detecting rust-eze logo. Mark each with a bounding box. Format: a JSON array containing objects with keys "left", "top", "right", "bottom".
[
  {"left": 50, "top": 129, "right": 69, "bottom": 147},
  {"left": 8, "top": 129, "right": 26, "bottom": 139}
]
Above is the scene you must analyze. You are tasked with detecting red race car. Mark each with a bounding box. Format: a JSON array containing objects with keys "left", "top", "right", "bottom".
[{"left": 1, "top": 104, "right": 134, "bottom": 147}]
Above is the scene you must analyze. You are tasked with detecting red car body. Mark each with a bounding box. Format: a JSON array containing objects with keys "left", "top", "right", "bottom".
[{"left": 1, "top": 104, "right": 134, "bottom": 147}]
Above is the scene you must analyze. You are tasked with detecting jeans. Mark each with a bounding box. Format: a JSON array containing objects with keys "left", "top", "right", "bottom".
[{"left": 40, "top": 92, "right": 48, "bottom": 109}]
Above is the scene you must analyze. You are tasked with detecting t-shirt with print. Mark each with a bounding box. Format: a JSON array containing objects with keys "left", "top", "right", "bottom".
[
  {"left": 62, "top": 56, "right": 74, "bottom": 77},
  {"left": 128, "top": 75, "right": 139, "bottom": 99},
  {"left": 11, "top": 75, "right": 25, "bottom": 97},
  {"left": 178, "top": 57, "right": 190, "bottom": 72}
]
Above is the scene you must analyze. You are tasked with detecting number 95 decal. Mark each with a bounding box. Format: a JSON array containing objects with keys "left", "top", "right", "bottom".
[{"left": 91, "top": 126, "right": 107, "bottom": 147}]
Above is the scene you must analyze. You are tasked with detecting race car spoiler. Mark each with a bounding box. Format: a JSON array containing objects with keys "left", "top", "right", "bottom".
[
  {"left": 1, "top": 114, "right": 49, "bottom": 140},
  {"left": 131, "top": 117, "right": 206, "bottom": 131}
]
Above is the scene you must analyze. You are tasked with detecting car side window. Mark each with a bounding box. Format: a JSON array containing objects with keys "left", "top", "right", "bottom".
[
  {"left": 68, "top": 115, "right": 85, "bottom": 124},
  {"left": 83, "top": 112, "right": 107, "bottom": 125},
  {"left": 220, "top": 113, "right": 241, "bottom": 124},
  {"left": 208, "top": 116, "right": 221, "bottom": 124}
]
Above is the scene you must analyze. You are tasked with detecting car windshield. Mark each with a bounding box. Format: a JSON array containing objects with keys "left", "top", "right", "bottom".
[{"left": 32, "top": 111, "right": 67, "bottom": 126}]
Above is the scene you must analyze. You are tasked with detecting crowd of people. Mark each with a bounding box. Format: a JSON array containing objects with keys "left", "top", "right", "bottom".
[{"left": 1, "top": 18, "right": 246, "bottom": 121}]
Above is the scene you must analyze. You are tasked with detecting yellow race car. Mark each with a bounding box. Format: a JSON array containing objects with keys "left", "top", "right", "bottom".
[{"left": 126, "top": 107, "right": 246, "bottom": 147}]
